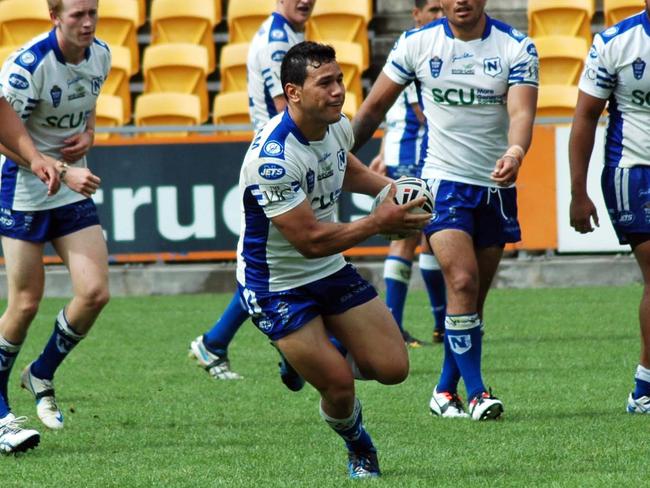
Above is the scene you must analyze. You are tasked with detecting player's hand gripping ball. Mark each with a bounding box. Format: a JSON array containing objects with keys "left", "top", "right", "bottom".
[{"left": 371, "top": 177, "right": 434, "bottom": 241}]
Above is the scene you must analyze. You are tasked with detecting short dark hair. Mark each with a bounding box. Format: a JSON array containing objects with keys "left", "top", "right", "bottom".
[
  {"left": 280, "top": 41, "right": 337, "bottom": 95},
  {"left": 415, "top": 0, "right": 428, "bottom": 8}
]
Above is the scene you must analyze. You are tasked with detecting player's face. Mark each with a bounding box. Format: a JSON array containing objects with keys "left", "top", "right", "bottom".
[
  {"left": 441, "top": 0, "right": 486, "bottom": 29},
  {"left": 53, "top": 0, "right": 98, "bottom": 50},
  {"left": 279, "top": 0, "right": 316, "bottom": 28},
  {"left": 413, "top": 0, "right": 444, "bottom": 27},
  {"left": 300, "top": 60, "right": 345, "bottom": 125}
]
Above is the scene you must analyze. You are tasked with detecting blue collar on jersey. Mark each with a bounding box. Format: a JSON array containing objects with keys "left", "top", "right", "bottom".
[
  {"left": 442, "top": 15, "right": 492, "bottom": 41},
  {"left": 271, "top": 11, "right": 299, "bottom": 35},
  {"left": 280, "top": 110, "right": 311, "bottom": 145},
  {"left": 643, "top": 10, "right": 650, "bottom": 37},
  {"left": 48, "top": 28, "right": 91, "bottom": 65}
]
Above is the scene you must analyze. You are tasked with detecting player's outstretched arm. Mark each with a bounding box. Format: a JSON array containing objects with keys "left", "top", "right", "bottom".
[
  {"left": 0, "top": 97, "right": 61, "bottom": 195},
  {"left": 271, "top": 189, "right": 430, "bottom": 258},
  {"left": 352, "top": 73, "right": 404, "bottom": 152},
  {"left": 343, "top": 152, "right": 391, "bottom": 195},
  {"left": 569, "top": 90, "right": 607, "bottom": 233},
  {"left": 491, "top": 85, "right": 537, "bottom": 186}
]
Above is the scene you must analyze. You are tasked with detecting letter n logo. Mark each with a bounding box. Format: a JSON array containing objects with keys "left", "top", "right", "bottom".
[
  {"left": 449, "top": 334, "right": 472, "bottom": 355},
  {"left": 483, "top": 57, "right": 502, "bottom": 77}
]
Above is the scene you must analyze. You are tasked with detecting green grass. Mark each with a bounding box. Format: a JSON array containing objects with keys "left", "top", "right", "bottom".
[{"left": 1, "top": 286, "right": 647, "bottom": 486}]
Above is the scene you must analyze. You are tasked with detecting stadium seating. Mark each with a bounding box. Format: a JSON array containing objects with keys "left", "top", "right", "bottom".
[
  {"left": 212, "top": 91, "right": 251, "bottom": 126},
  {"left": 135, "top": 92, "right": 202, "bottom": 137},
  {"left": 528, "top": 0, "right": 594, "bottom": 44},
  {"left": 329, "top": 41, "right": 364, "bottom": 109},
  {"left": 536, "top": 84, "right": 579, "bottom": 118},
  {"left": 142, "top": 43, "right": 210, "bottom": 122},
  {"left": 535, "top": 36, "right": 589, "bottom": 86},
  {"left": 219, "top": 42, "right": 250, "bottom": 94},
  {"left": 0, "top": 44, "right": 17, "bottom": 65},
  {"left": 604, "top": 0, "right": 645, "bottom": 26},
  {"left": 137, "top": 0, "right": 146, "bottom": 27},
  {"left": 0, "top": 0, "right": 51, "bottom": 47},
  {"left": 96, "top": 0, "right": 140, "bottom": 74},
  {"left": 308, "top": 0, "right": 370, "bottom": 70},
  {"left": 150, "top": 0, "right": 218, "bottom": 73},
  {"left": 227, "top": 0, "right": 276, "bottom": 44},
  {"left": 101, "top": 46, "right": 133, "bottom": 123},
  {"left": 95, "top": 94, "right": 125, "bottom": 139}
]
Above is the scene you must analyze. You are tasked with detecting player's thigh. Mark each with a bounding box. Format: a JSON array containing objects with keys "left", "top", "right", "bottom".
[
  {"left": 429, "top": 229, "right": 478, "bottom": 281},
  {"left": 1, "top": 236, "right": 45, "bottom": 299},
  {"left": 325, "top": 296, "right": 408, "bottom": 380},
  {"left": 275, "top": 316, "right": 354, "bottom": 392},
  {"left": 52, "top": 225, "right": 109, "bottom": 295}
]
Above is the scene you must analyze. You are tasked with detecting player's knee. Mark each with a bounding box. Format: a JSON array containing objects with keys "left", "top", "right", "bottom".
[
  {"left": 321, "top": 381, "right": 355, "bottom": 409},
  {"left": 446, "top": 270, "right": 478, "bottom": 298},
  {"left": 78, "top": 284, "right": 110, "bottom": 312},
  {"left": 376, "top": 357, "right": 409, "bottom": 385},
  {"left": 12, "top": 297, "right": 40, "bottom": 324}
]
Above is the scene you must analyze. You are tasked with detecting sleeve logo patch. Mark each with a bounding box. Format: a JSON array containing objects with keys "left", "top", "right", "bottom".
[
  {"left": 259, "top": 163, "right": 286, "bottom": 180},
  {"left": 8, "top": 73, "right": 29, "bottom": 90}
]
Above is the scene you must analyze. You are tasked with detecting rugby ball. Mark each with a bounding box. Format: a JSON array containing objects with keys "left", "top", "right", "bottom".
[{"left": 371, "top": 177, "right": 434, "bottom": 241}]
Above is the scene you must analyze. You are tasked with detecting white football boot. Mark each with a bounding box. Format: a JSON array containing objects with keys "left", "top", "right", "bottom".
[
  {"left": 627, "top": 393, "right": 650, "bottom": 414},
  {"left": 20, "top": 364, "right": 64, "bottom": 430},
  {"left": 429, "top": 386, "right": 470, "bottom": 418},
  {"left": 188, "top": 336, "right": 242, "bottom": 380},
  {"left": 468, "top": 390, "right": 504, "bottom": 421},
  {"left": 0, "top": 413, "right": 40, "bottom": 454}
]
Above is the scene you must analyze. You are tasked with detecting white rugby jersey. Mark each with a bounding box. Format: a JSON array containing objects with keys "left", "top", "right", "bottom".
[
  {"left": 383, "top": 16, "right": 539, "bottom": 186},
  {"left": 0, "top": 29, "right": 110, "bottom": 211},
  {"left": 383, "top": 83, "right": 426, "bottom": 168},
  {"left": 248, "top": 13, "right": 305, "bottom": 132},
  {"left": 236, "top": 110, "right": 354, "bottom": 292},
  {"left": 579, "top": 11, "right": 650, "bottom": 168}
]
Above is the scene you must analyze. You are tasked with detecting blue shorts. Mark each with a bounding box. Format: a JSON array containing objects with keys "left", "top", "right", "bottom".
[
  {"left": 386, "top": 164, "right": 421, "bottom": 180},
  {"left": 602, "top": 166, "right": 650, "bottom": 245},
  {"left": 0, "top": 199, "right": 100, "bottom": 243},
  {"left": 423, "top": 179, "right": 521, "bottom": 248},
  {"left": 237, "top": 264, "right": 378, "bottom": 341}
]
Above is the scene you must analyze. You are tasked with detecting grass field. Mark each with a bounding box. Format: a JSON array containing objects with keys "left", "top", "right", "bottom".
[{"left": 1, "top": 285, "right": 647, "bottom": 486}]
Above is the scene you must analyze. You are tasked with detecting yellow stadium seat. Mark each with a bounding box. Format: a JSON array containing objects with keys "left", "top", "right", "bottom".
[
  {"left": 330, "top": 41, "right": 363, "bottom": 109},
  {"left": 0, "top": 0, "right": 51, "bottom": 46},
  {"left": 96, "top": 0, "right": 139, "bottom": 74},
  {"left": 604, "top": 0, "right": 645, "bottom": 26},
  {"left": 0, "top": 45, "right": 17, "bottom": 65},
  {"left": 143, "top": 43, "right": 210, "bottom": 122},
  {"left": 219, "top": 42, "right": 250, "bottom": 93},
  {"left": 227, "top": 0, "right": 276, "bottom": 44},
  {"left": 528, "top": 0, "right": 594, "bottom": 45},
  {"left": 343, "top": 92, "right": 358, "bottom": 120},
  {"left": 212, "top": 91, "right": 251, "bottom": 126},
  {"left": 150, "top": 0, "right": 217, "bottom": 73},
  {"left": 135, "top": 92, "right": 202, "bottom": 137},
  {"left": 101, "top": 46, "right": 132, "bottom": 122},
  {"left": 536, "top": 84, "right": 578, "bottom": 118},
  {"left": 308, "top": 0, "right": 370, "bottom": 70},
  {"left": 95, "top": 94, "right": 125, "bottom": 140},
  {"left": 535, "top": 36, "right": 588, "bottom": 86},
  {"left": 137, "top": 0, "right": 146, "bottom": 27}
]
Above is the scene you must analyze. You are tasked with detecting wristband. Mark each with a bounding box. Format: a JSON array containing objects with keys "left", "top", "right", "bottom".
[
  {"left": 58, "top": 162, "right": 69, "bottom": 181},
  {"left": 505, "top": 144, "right": 525, "bottom": 162}
]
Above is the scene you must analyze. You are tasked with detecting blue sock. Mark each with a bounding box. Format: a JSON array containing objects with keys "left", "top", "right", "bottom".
[
  {"left": 0, "top": 335, "right": 21, "bottom": 418},
  {"left": 419, "top": 253, "right": 446, "bottom": 331},
  {"left": 31, "top": 309, "right": 84, "bottom": 381},
  {"left": 383, "top": 256, "right": 412, "bottom": 331},
  {"left": 203, "top": 293, "right": 249, "bottom": 354},
  {"left": 437, "top": 331, "right": 462, "bottom": 393},
  {"left": 445, "top": 314, "right": 486, "bottom": 400},
  {"left": 320, "top": 398, "right": 375, "bottom": 454},
  {"left": 634, "top": 364, "right": 650, "bottom": 399}
]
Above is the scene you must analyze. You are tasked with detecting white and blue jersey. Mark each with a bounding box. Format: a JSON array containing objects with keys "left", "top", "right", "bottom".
[
  {"left": 236, "top": 110, "right": 354, "bottom": 292},
  {"left": 383, "top": 16, "right": 538, "bottom": 187},
  {"left": 579, "top": 12, "right": 650, "bottom": 243},
  {"left": 579, "top": 11, "right": 650, "bottom": 168},
  {"left": 0, "top": 29, "right": 110, "bottom": 211},
  {"left": 247, "top": 13, "right": 305, "bottom": 131},
  {"left": 383, "top": 83, "right": 426, "bottom": 179}
]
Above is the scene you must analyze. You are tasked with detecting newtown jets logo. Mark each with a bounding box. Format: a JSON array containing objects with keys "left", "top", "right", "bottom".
[
  {"left": 56, "top": 335, "right": 75, "bottom": 354},
  {"left": 449, "top": 334, "right": 472, "bottom": 355}
]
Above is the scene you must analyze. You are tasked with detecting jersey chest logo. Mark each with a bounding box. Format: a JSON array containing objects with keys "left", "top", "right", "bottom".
[
  {"left": 483, "top": 57, "right": 502, "bottom": 78},
  {"left": 50, "top": 85, "right": 62, "bottom": 107},
  {"left": 633, "top": 58, "right": 646, "bottom": 81},
  {"left": 429, "top": 56, "right": 443, "bottom": 78}
]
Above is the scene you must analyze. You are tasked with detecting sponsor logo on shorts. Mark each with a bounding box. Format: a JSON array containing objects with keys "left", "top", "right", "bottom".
[{"left": 618, "top": 210, "right": 635, "bottom": 225}]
